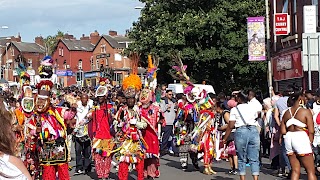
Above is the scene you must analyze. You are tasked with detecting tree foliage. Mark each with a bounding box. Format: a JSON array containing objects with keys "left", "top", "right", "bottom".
[
  {"left": 127, "top": 0, "right": 267, "bottom": 93},
  {"left": 44, "top": 30, "right": 64, "bottom": 56}
]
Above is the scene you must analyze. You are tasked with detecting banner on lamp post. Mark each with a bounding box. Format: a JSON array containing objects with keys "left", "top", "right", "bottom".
[{"left": 247, "top": 17, "right": 266, "bottom": 61}]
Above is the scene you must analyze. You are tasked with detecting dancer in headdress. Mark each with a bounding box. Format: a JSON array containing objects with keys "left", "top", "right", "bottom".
[
  {"left": 34, "top": 56, "right": 58, "bottom": 89},
  {"left": 139, "top": 55, "right": 165, "bottom": 179},
  {"left": 34, "top": 80, "right": 71, "bottom": 180},
  {"left": 171, "top": 53, "right": 199, "bottom": 171},
  {"left": 90, "top": 77, "right": 115, "bottom": 180},
  {"left": 114, "top": 70, "right": 148, "bottom": 180}
]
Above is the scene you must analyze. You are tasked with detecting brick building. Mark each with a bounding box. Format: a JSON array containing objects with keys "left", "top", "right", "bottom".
[
  {"left": 2, "top": 40, "right": 45, "bottom": 84},
  {"left": 87, "top": 31, "right": 132, "bottom": 86},
  {"left": 270, "top": 0, "right": 320, "bottom": 91},
  {"left": 52, "top": 32, "right": 98, "bottom": 87}
]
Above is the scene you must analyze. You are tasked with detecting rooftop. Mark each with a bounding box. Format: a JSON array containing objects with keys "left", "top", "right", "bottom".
[
  {"left": 62, "top": 39, "right": 95, "bottom": 51},
  {"left": 102, "top": 35, "right": 132, "bottom": 49},
  {"left": 12, "top": 41, "right": 45, "bottom": 53}
]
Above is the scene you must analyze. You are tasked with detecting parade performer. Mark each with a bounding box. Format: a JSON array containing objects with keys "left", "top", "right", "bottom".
[
  {"left": 114, "top": 73, "right": 148, "bottom": 180},
  {"left": 34, "top": 80, "right": 70, "bottom": 180},
  {"left": 193, "top": 109, "right": 216, "bottom": 175},
  {"left": 171, "top": 54, "right": 199, "bottom": 171},
  {"left": 89, "top": 78, "right": 115, "bottom": 180},
  {"left": 34, "top": 56, "right": 58, "bottom": 89},
  {"left": 140, "top": 55, "right": 164, "bottom": 179}
]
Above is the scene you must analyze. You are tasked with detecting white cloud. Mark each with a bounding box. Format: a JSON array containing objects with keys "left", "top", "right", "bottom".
[{"left": 0, "top": 0, "right": 143, "bottom": 41}]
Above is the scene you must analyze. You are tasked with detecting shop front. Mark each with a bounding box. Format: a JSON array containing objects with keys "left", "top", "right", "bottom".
[
  {"left": 56, "top": 69, "right": 74, "bottom": 87},
  {"left": 84, "top": 71, "right": 99, "bottom": 88},
  {"left": 272, "top": 49, "right": 303, "bottom": 92}
]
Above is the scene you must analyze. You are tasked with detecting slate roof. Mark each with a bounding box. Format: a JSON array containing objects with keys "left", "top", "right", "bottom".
[
  {"left": 102, "top": 35, "right": 132, "bottom": 49},
  {"left": 0, "top": 36, "right": 14, "bottom": 47},
  {"left": 62, "top": 39, "right": 95, "bottom": 51},
  {"left": 12, "top": 42, "right": 45, "bottom": 53}
]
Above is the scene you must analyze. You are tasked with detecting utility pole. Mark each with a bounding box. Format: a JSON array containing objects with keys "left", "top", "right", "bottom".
[{"left": 266, "top": 0, "right": 273, "bottom": 97}]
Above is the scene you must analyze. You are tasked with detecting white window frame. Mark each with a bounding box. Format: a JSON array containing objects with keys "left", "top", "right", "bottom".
[
  {"left": 59, "top": 47, "right": 61, "bottom": 56},
  {"left": 28, "top": 59, "right": 32, "bottom": 68},
  {"left": 96, "top": 59, "right": 99, "bottom": 70},
  {"left": 78, "top": 60, "right": 82, "bottom": 70},
  {"left": 282, "top": 0, "right": 288, "bottom": 13},
  {"left": 100, "top": 44, "right": 106, "bottom": 53},
  {"left": 10, "top": 47, "right": 14, "bottom": 56},
  {"left": 61, "top": 47, "right": 64, "bottom": 57},
  {"left": 313, "top": 0, "right": 319, "bottom": 27}
]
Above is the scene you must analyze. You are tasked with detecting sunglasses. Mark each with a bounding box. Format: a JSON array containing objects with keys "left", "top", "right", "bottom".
[{"left": 168, "top": 94, "right": 173, "bottom": 96}]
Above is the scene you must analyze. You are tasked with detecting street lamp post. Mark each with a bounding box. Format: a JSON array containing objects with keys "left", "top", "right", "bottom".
[{"left": 265, "top": 0, "right": 273, "bottom": 97}]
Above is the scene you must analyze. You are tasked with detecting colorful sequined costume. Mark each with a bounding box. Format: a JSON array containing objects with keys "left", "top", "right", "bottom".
[
  {"left": 33, "top": 57, "right": 70, "bottom": 180},
  {"left": 91, "top": 78, "right": 115, "bottom": 179},
  {"left": 114, "top": 73, "right": 147, "bottom": 180},
  {"left": 139, "top": 55, "right": 164, "bottom": 178}
]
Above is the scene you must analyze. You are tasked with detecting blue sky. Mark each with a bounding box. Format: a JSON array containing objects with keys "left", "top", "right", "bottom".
[{"left": 0, "top": 0, "right": 143, "bottom": 42}]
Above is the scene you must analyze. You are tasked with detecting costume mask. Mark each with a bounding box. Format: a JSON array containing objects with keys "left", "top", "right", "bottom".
[
  {"left": 21, "top": 86, "right": 34, "bottom": 112},
  {"left": 35, "top": 95, "right": 50, "bottom": 113},
  {"left": 124, "top": 86, "right": 137, "bottom": 99},
  {"left": 139, "top": 89, "right": 152, "bottom": 104},
  {"left": 95, "top": 86, "right": 108, "bottom": 97}
]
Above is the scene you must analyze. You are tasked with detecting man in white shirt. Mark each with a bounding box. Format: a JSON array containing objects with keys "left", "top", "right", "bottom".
[{"left": 74, "top": 94, "right": 93, "bottom": 175}]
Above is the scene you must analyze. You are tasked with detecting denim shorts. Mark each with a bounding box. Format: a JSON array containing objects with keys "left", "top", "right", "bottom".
[{"left": 235, "top": 125, "right": 260, "bottom": 176}]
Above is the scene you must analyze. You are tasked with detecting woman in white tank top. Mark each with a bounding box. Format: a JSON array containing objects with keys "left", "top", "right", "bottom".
[
  {"left": 0, "top": 154, "right": 31, "bottom": 180},
  {"left": 0, "top": 95, "right": 32, "bottom": 180}
]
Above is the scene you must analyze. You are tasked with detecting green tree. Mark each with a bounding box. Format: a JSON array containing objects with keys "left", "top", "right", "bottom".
[
  {"left": 44, "top": 30, "right": 64, "bottom": 56},
  {"left": 127, "top": 0, "right": 267, "bottom": 94}
]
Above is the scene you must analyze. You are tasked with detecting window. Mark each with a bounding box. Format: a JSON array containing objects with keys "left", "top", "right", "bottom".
[
  {"left": 59, "top": 47, "right": 61, "bottom": 56},
  {"left": 14, "top": 62, "right": 18, "bottom": 69},
  {"left": 78, "top": 59, "right": 82, "bottom": 70},
  {"left": 282, "top": 0, "right": 288, "bottom": 13},
  {"left": 28, "top": 59, "right": 32, "bottom": 68},
  {"left": 115, "top": 53, "right": 122, "bottom": 61},
  {"left": 10, "top": 47, "right": 14, "bottom": 56},
  {"left": 292, "top": 0, "right": 297, "bottom": 34},
  {"left": 0, "top": 66, "right": 4, "bottom": 79},
  {"left": 100, "top": 44, "right": 106, "bottom": 53},
  {"left": 105, "top": 59, "right": 109, "bottom": 66},
  {"left": 90, "top": 59, "right": 94, "bottom": 71},
  {"left": 313, "top": 0, "right": 319, "bottom": 27},
  {"left": 113, "top": 73, "right": 123, "bottom": 84},
  {"left": 96, "top": 59, "right": 99, "bottom": 70},
  {"left": 61, "top": 47, "right": 64, "bottom": 57}
]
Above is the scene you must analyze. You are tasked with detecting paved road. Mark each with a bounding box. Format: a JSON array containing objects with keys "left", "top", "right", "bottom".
[{"left": 69, "top": 153, "right": 300, "bottom": 180}]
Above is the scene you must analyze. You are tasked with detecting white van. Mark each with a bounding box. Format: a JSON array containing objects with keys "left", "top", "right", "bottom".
[{"left": 167, "top": 83, "right": 215, "bottom": 94}]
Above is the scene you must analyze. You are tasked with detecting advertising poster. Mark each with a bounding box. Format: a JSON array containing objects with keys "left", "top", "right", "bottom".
[{"left": 247, "top": 17, "right": 266, "bottom": 61}]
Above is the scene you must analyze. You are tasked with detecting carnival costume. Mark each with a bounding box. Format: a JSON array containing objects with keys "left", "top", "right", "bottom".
[
  {"left": 172, "top": 54, "right": 217, "bottom": 174},
  {"left": 90, "top": 78, "right": 115, "bottom": 179},
  {"left": 114, "top": 73, "right": 148, "bottom": 180},
  {"left": 139, "top": 55, "right": 164, "bottom": 178},
  {"left": 34, "top": 61, "right": 70, "bottom": 180},
  {"left": 171, "top": 56, "right": 199, "bottom": 171},
  {"left": 34, "top": 56, "right": 58, "bottom": 90}
]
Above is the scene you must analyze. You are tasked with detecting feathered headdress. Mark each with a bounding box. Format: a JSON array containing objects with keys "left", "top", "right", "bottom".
[
  {"left": 171, "top": 53, "right": 195, "bottom": 98},
  {"left": 144, "top": 55, "right": 159, "bottom": 91},
  {"left": 122, "top": 74, "right": 142, "bottom": 98}
]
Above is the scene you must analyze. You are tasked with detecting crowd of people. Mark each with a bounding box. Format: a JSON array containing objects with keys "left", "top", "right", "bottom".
[{"left": 0, "top": 54, "right": 319, "bottom": 180}]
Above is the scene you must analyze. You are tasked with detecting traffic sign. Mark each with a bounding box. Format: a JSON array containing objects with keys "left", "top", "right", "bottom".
[{"left": 274, "top": 13, "right": 290, "bottom": 36}]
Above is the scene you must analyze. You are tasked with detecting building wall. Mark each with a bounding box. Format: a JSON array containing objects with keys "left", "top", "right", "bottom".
[
  {"left": 91, "top": 37, "right": 130, "bottom": 85},
  {"left": 2, "top": 45, "right": 44, "bottom": 82},
  {"left": 270, "top": 0, "right": 318, "bottom": 90},
  {"left": 52, "top": 41, "right": 93, "bottom": 87}
]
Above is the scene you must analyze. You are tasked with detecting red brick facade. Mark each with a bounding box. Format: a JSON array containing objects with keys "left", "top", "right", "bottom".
[{"left": 270, "top": 0, "right": 319, "bottom": 91}]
